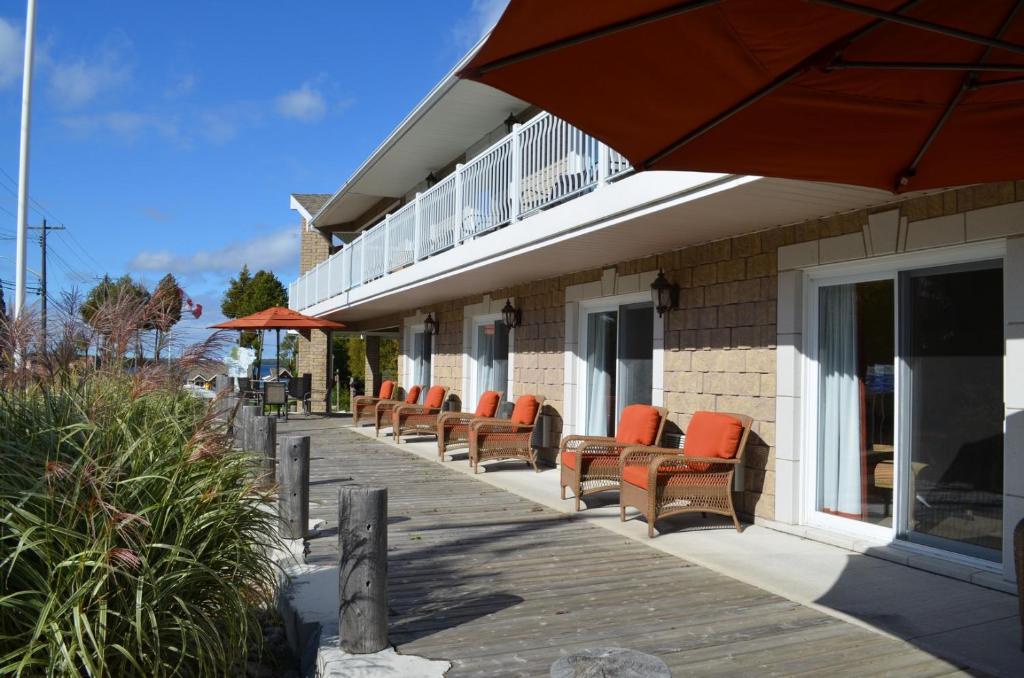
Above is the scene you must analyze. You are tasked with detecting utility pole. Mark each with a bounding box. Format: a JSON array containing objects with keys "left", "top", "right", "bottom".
[
  {"left": 13, "top": 0, "right": 37, "bottom": 321},
  {"left": 28, "top": 220, "right": 65, "bottom": 344}
]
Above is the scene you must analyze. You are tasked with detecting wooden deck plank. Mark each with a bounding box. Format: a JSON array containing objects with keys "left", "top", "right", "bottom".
[{"left": 280, "top": 417, "right": 968, "bottom": 677}]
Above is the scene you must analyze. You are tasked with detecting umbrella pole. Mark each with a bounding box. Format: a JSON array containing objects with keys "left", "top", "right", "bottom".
[{"left": 276, "top": 329, "right": 281, "bottom": 379}]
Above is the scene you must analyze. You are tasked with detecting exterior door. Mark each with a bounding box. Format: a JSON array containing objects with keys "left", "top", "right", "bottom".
[{"left": 471, "top": 318, "right": 509, "bottom": 405}]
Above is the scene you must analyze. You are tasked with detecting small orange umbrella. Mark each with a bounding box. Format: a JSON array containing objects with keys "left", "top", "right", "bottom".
[{"left": 211, "top": 307, "right": 344, "bottom": 380}]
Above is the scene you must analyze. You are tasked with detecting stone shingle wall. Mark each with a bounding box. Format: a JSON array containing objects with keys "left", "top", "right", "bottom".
[
  {"left": 295, "top": 217, "right": 334, "bottom": 412},
  {"left": 335, "top": 181, "right": 1024, "bottom": 522}
]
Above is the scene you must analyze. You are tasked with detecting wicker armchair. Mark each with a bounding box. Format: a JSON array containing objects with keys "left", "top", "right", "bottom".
[
  {"left": 390, "top": 385, "right": 450, "bottom": 443},
  {"left": 352, "top": 380, "right": 396, "bottom": 426},
  {"left": 436, "top": 391, "right": 503, "bottom": 460},
  {"left": 559, "top": 404, "right": 668, "bottom": 511},
  {"left": 374, "top": 385, "right": 422, "bottom": 437},
  {"left": 469, "top": 395, "right": 546, "bottom": 473},
  {"left": 620, "top": 411, "right": 753, "bottom": 537}
]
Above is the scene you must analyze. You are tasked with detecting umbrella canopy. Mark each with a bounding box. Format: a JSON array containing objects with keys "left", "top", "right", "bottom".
[
  {"left": 461, "top": 0, "right": 1024, "bottom": 193},
  {"left": 210, "top": 306, "right": 344, "bottom": 341}
]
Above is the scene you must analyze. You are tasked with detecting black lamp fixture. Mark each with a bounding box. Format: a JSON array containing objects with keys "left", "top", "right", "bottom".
[
  {"left": 423, "top": 313, "right": 439, "bottom": 336},
  {"left": 425, "top": 172, "right": 438, "bottom": 188},
  {"left": 501, "top": 299, "right": 522, "bottom": 331},
  {"left": 650, "top": 270, "right": 679, "bottom": 318},
  {"left": 504, "top": 113, "right": 518, "bottom": 133}
]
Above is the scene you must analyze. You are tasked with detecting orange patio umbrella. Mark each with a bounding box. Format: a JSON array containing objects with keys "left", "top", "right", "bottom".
[
  {"left": 461, "top": 0, "right": 1024, "bottom": 193},
  {"left": 211, "top": 307, "right": 344, "bottom": 380}
]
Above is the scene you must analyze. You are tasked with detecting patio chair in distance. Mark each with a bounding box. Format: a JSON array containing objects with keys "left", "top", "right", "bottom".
[
  {"left": 436, "top": 390, "right": 503, "bottom": 461},
  {"left": 468, "top": 394, "right": 546, "bottom": 473},
  {"left": 374, "top": 385, "right": 422, "bottom": 437},
  {"left": 352, "top": 380, "right": 396, "bottom": 426},
  {"left": 559, "top": 404, "right": 668, "bottom": 511},
  {"left": 263, "top": 381, "right": 288, "bottom": 420},
  {"left": 390, "top": 385, "right": 451, "bottom": 443},
  {"left": 620, "top": 411, "right": 753, "bottom": 537}
]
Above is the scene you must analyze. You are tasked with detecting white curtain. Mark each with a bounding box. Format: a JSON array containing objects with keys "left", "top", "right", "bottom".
[
  {"left": 475, "top": 326, "right": 494, "bottom": 401},
  {"left": 585, "top": 311, "right": 616, "bottom": 436},
  {"left": 413, "top": 331, "right": 431, "bottom": 403},
  {"left": 616, "top": 304, "right": 654, "bottom": 423},
  {"left": 817, "top": 285, "right": 863, "bottom": 515}
]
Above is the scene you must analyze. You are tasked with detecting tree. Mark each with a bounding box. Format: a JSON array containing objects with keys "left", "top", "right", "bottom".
[
  {"left": 81, "top": 275, "right": 151, "bottom": 364},
  {"left": 220, "top": 267, "right": 288, "bottom": 373},
  {"left": 150, "top": 274, "right": 183, "bottom": 360}
]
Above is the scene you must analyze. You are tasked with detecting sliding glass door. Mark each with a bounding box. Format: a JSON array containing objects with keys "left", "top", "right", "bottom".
[
  {"left": 471, "top": 318, "right": 509, "bottom": 404},
  {"left": 900, "top": 263, "right": 1003, "bottom": 560},
  {"left": 809, "top": 257, "right": 1004, "bottom": 561},
  {"left": 582, "top": 302, "right": 654, "bottom": 437}
]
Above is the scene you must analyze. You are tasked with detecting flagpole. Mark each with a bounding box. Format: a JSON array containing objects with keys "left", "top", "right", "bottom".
[{"left": 13, "top": 0, "right": 37, "bottom": 320}]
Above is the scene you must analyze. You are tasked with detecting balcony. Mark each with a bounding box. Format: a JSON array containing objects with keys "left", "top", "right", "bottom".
[{"left": 289, "top": 111, "right": 632, "bottom": 311}]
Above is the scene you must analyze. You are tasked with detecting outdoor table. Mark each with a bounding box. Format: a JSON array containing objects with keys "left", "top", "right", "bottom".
[{"left": 550, "top": 647, "right": 671, "bottom": 678}]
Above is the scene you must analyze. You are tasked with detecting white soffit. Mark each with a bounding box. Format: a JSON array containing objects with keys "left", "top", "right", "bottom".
[{"left": 313, "top": 56, "right": 527, "bottom": 229}]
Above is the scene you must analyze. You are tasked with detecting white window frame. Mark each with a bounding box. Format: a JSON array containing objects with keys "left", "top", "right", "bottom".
[
  {"left": 467, "top": 312, "right": 514, "bottom": 407},
  {"left": 799, "top": 240, "right": 1007, "bottom": 561},
  {"left": 575, "top": 290, "right": 661, "bottom": 437}
]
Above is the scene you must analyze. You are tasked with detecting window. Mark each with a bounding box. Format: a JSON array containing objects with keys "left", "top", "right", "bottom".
[
  {"left": 581, "top": 301, "right": 654, "bottom": 436},
  {"left": 808, "top": 255, "right": 1004, "bottom": 562},
  {"left": 471, "top": 318, "right": 510, "bottom": 405}
]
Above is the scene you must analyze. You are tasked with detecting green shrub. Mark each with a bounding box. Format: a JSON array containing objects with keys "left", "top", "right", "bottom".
[{"left": 0, "top": 331, "right": 280, "bottom": 675}]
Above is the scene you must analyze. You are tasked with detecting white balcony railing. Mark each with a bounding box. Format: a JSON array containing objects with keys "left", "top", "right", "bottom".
[{"left": 289, "top": 111, "right": 632, "bottom": 311}]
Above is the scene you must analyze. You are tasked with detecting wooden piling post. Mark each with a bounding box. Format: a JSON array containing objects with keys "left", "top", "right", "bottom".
[
  {"left": 252, "top": 415, "right": 277, "bottom": 487},
  {"left": 338, "top": 486, "right": 388, "bottom": 654},
  {"left": 277, "top": 435, "right": 310, "bottom": 539},
  {"left": 239, "top": 404, "right": 261, "bottom": 450}
]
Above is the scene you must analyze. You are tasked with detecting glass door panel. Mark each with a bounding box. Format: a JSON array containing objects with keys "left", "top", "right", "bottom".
[
  {"left": 901, "top": 263, "right": 1003, "bottom": 560},
  {"left": 816, "top": 280, "right": 895, "bottom": 527},
  {"left": 616, "top": 303, "right": 654, "bottom": 422},
  {"left": 412, "top": 330, "right": 432, "bottom": 403},
  {"left": 584, "top": 310, "right": 617, "bottom": 436},
  {"left": 474, "top": 320, "right": 508, "bottom": 403}
]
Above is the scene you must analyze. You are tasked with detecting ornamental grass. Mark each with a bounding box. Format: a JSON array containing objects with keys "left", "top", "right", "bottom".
[{"left": 0, "top": 293, "right": 280, "bottom": 677}]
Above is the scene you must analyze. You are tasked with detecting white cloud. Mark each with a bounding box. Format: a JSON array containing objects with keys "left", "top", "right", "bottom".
[
  {"left": 59, "top": 110, "right": 180, "bottom": 142},
  {"left": 49, "top": 46, "right": 130, "bottom": 107},
  {"left": 276, "top": 83, "right": 327, "bottom": 122},
  {"left": 0, "top": 17, "right": 23, "bottom": 89},
  {"left": 452, "top": 0, "right": 509, "bottom": 49},
  {"left": 129, "top": 227, "right": 301, "bottom": 275}
]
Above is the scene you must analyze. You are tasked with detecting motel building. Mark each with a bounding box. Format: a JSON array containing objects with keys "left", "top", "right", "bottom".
[{"left": 288, "top": 46, "right": 1023, "bottom": 592}]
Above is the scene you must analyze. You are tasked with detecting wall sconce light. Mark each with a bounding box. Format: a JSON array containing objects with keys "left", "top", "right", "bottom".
[
  {"left": 424, "top": 313, "right": 439, "bottom": 336},
  {"left": 501, "top": 299, "right": 522, "bottom": 331},
  {"left": 425, "top": 172, "right": 438, "bottom": 188},
  {"left": 650, "top": 270, "right": 679, "bottom": 318}
]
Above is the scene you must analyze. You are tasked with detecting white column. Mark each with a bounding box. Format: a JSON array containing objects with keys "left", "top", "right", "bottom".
[
  {"left": 454, "top": 163, "right": 465, "bottom": 244},
  {"left": 384, "top": 214, "right": 392, "bottom": 272},
  {"left": 413, "top": 191, "right": 422, "bottom": 261},
  {"left": 13, "top": 0, "right": 37, "bottom": 320},
  {"left": 510, "top": 122, "right": 522, "bottom": 222},
  {"left": 597, "top": 142, "right": 610, "bottom": 186}
]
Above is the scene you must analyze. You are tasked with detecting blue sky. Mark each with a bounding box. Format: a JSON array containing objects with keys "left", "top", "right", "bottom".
[{"left": 0, "top": 1, "right": 507, "bottom": 344}]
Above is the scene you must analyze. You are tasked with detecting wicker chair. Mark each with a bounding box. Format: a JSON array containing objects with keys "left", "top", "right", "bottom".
[
  {"left": 559, "top": 404, "right": 668, "bottom": 511},
  {"left": 620, "top": 411, "right": 753, "bottom": 537},
  {"left": 352, "top": 380, "right": 396, "bottom": 426},
  {"left": 468, "top": 394, "right": 546, "bottom": 473},
  {"left": 390, "top": 385, "right": 450, "bottom": 442},
  {"left": 374, "top": 385, "right": 422, "bottom": 437},
  {"left": 436, "top": 391, "right": 503, "bottom": 461}
]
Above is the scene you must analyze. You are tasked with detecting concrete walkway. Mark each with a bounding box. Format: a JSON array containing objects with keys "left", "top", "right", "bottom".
[{"left": 281, "top": 414, "right": 1021, "bottom": 677}]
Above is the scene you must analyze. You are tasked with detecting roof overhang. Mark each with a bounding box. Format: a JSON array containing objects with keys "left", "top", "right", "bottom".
[{"left": 311, "top": 39, "right": 528, "bottom": 231}]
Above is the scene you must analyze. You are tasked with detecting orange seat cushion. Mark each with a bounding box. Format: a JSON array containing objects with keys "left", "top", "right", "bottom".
[
  {"left": 379, "top": 380, "right": 395, "bottom": 399},
  {"left": 615, "top": 404, "right": 663, "bottom": 445},
  {"left": 510, "top": 395, "right": 540, "bottom": 425},
  {"left": 621, "top": 462, "right": 696, "bottom": 490},
  {"left": 562, "top": 450, "right": 618, "bottom": 472},
  {"left": 424, "top": 385, "right": 446, "bottom": 409},
  {"left": 683, "top": 412, "right": 744, "bottom": 459},
  {"left": 475, "top": 391, "right": 501, "bottom": 417},
  {"left": 404, "top": 385, "right": 422, "bottom": 404}
]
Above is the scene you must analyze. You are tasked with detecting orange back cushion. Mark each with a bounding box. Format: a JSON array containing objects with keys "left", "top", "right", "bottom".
[
  {"left": 475, "top": 391, "right": 501, "bottom": 417},
  {"left": 510, "top": 395, "right": 540, "bottom": 425},
  {"left": 424, "top": 385, "right": 446, "bottom": 409},
  {"left": 615, "top": 404, "right": 663, "bottom": 445},
  {"left": 404, "top": 385, "right": 422, "bottom": 404},
  {"left": 379, "top": 380, "right": 395, "bottom": 399},
  {"left": 683, "top": 412, "right": 744, "bottom": 459}
]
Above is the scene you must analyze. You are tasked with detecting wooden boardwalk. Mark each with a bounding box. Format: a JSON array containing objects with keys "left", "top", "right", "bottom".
[{"left": 278, "top": 416, "right": 966, "bottom": 677}]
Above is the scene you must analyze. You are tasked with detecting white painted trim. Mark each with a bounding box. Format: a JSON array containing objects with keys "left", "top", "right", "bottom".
[{"left": 289, "top": 195, "right": 315, "bottom": 225}]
